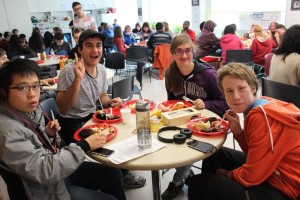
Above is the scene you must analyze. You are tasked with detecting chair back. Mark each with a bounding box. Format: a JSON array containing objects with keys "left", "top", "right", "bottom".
[
  {"left": 39, "top": 98, "right": 59, "bottom": 122},
  {"left": 104, "top": 52, "right": 125, "bottom": 70},
  {"left": 226, "top": 50, "right": 252, "bottom": 65},
  {"left": 126, "top": 47, "right": 149, "bottom": 63},
  {"left": 264, "top": 53, "right": 274, "bottom": 76},
  {"left": 111, "top": 76, "right": 134, "bottom": 100},
  {"left": 262, "top": 77, "right": 300, "bottom": 108},
  {"left": 0, "top": 167, "right": 28, "bottom": 200}
]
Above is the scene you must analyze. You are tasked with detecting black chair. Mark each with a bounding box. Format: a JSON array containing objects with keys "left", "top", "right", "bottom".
[
  {"left": 104, "top": 52, "right": 126, "bottom": 83},
  {"left": 103, "top": 37, "right": 116, "bottom": 53},
  {"left": 108, "top": 75, "right": 134, "bottom": 101},
  {"left": 133, "top": 61, "right": 145, "bottom": 99},
  {"left": 226, "top": 50, "right": 265, "bottom": 79},
  {"left": 262, "top": 77, "right": 300, "bottom": 108},
  {"left": 226, "top": 49, "right": 253, "bottom": 66},
  {"left": 126, "top": 47, "right": 151, "bottom": 79},
  {"left": 0, "top": 167, "right": 28, "bottom": 200},
  {"left": 40, "top": 98, "right": 59, "bottom": 123}
]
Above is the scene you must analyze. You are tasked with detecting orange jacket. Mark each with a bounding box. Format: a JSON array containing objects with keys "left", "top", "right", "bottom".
[
  {"left": 153, "top": 44, "right": 173, "bottom": 70},
  {"left": 232, "top": 97, "right": 300, "bottom": 199}
]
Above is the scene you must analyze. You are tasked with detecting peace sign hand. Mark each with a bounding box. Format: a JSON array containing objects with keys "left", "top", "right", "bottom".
[{"left": 73, "top": 53, "right": 85, "bottom": 79}]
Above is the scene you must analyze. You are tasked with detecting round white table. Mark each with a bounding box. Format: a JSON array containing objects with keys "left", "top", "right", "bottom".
[{"left": 85, "top": 108, "right": 227, "bottom": 200}]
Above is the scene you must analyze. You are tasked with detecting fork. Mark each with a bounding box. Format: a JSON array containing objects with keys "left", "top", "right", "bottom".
[{"left": 182, "top": 96, "right": 194, "bottom": 104}]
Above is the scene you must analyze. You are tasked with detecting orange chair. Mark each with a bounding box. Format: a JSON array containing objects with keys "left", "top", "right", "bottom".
[
  {"left": 264, "top": 53, "right": 274, "bottom": 76},
  {"left": 152, "top": 44, "right": 173, "bottom": 80}
]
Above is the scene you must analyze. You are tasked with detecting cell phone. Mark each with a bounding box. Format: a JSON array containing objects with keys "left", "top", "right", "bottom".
[
  {"left": 186, "top": 139, "right": 215, "bottom": 153},
  {"left": 90, "top": 148, "right": 115, "bottom": 157}
]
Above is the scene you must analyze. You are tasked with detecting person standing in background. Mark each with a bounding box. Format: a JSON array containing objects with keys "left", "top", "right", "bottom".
[
  {"left": 181, "top": 21, "right": 196, "bottom": 42},
  {"left": 72, "top": 1, "right": 97, "bottom": 31},
  {"left": 112, "top": 19, "right": 119, "bottom": 30}
]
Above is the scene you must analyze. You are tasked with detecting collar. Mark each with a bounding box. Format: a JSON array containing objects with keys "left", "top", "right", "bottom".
[{"left": 244, "top": 98, "right": 269, "bottom": 117}]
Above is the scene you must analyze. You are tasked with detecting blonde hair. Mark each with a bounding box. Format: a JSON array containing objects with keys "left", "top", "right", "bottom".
[
  {"left": 253, "top": 25, "right": 270, "bottom": 40},
  {"left": 217, "top": 63, "right": 258, "bottom": 96}
]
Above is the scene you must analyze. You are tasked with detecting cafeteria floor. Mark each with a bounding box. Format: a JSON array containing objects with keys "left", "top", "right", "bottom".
[{"left": 108, "top": 68, "right": 261, "bottom": 200}]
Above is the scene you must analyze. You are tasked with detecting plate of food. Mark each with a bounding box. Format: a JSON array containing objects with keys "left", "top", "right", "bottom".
[
  {"left": 123, "top": 99, "right": 156, "bottom": 113},
  {"left": 92, "top": 108, "right": 122, "bottom": 123},
  {"left": 74, "top": 123, "right": 118, "bottom": 142},
  {"left": 187, "top": 117, "right": 229, "bottom": 136},
  {"left": 158, "top": 100, "right": 193, "bottom": 112}
]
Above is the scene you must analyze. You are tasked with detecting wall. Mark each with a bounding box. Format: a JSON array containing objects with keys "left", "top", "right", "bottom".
[
  {"left": 0, "top": 0, "right": 32, "bottom": 38},
  {"left": 0, "top": 0, "right": 10, "bottom": 33},
  {"left": 285, "top": 0, "right": 300, "bottom": 27}
]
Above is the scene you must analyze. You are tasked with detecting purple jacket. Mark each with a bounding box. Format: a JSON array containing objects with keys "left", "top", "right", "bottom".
[{"left": 166, "top": 61, "right": 228, "bottom": 116}]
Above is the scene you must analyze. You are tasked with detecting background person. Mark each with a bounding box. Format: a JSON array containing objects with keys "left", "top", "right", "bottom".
[
  {"left": 181, "top": 21, "right": 196, "bottom": 42},
  {"left": 269, "top": 24, "right": 300, "bottom": 87},
  {"left": 0, "top": 48, "right": 9, "bottom": 68},
  {"left": 50, "top": 32, "right": 71, "bottom": 55},
  {"left": 72, "top": 1, "right": 97, "bottom": 31},
  {"left": 68, "top": 27, "right": 84, "bottom": 59},
  {"left": 0, "top": 59, "right": 126, "bottom": 200},
  {"left": 188, "top": 62, "right": 300, "bottom": 200}
]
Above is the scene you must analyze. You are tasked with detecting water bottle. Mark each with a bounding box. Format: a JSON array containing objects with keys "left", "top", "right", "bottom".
[{"left": 136, "top": 100, "right": 152, "bottom": 149}]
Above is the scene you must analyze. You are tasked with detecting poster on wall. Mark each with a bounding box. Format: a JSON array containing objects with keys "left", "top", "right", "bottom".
[
  {"left": 192, "top": 0, "right": 199, "bottom": 6},
  {"left": 291, "top": 0, "right": 300, "bottom": 10}
]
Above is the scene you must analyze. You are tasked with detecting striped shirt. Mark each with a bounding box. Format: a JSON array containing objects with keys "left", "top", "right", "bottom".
[{"left": 57, "top": 62, "right": 108, "bottom": 118}]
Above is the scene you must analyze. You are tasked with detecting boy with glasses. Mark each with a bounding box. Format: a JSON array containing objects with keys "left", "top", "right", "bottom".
[{"left": 0, "top": 59, "right": 126, "bottom": 200}]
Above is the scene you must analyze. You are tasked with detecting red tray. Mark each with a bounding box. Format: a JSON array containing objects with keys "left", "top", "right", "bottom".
[
  {"left": 92, "top": 108, "right": 122, "bottom": 123},
  {"left": 123, "top": 99, "right": 156, "bottom": 113},
  {"left": 157, "top": 100, "right": 193, "bottom": 112},
  {"left": 74, "top": 123, "right": 118, "bottom": 142},
  {"left": 187, "top": 117, "right": 229, "bottom": 136}
]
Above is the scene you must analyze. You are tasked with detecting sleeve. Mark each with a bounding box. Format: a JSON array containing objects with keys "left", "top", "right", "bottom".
[
  {"left": 57, "top": 64, "right": 75, "bottom": 92},
  {"left": 203, "top": 70, "right": 228, "bottom": 116},
  {"left": 250, "top": 39, "right": 257, "bottom": 55},
  {"left": 231, "top": 113, "right": 288, "bottom": 186},
  {"left": 0, "top": 127, "right": 85, "bottom": 185},
  {"left": 114, "top": 38, "right": 126, "bottom": 54}
]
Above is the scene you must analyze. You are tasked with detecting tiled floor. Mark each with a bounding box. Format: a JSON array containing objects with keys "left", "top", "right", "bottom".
[{"left": 111, "top": 69, "right": 244, "bottom": 200}]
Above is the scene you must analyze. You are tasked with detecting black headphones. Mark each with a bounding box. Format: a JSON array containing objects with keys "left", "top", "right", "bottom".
[{"left": 157, "top": 126, "right": 193, "bottom": 144}]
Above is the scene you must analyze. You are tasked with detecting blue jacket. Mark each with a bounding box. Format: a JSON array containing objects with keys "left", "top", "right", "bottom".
[
  {"left": 103, "top": 29, "right": 114, "bottom": 38},
  {"left": 123, "top": 31, "right": 136, "bottom": 45}
]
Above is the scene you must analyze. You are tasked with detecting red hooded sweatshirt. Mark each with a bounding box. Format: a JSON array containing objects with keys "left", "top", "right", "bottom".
[
  {"left": 231, "top": 97, "right": 300, "bottom": 199},
  {"left": 220, "top": 34, "right": 243, "bottom": 63},
  {"left": 250, "top": 37, "right": 275, "bottom": 65}
]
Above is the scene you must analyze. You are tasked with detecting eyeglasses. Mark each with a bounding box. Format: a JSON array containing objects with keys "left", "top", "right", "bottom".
[
  {"left": 10, "top": 85, "right": 42, "bottom": 94},
  {"left": 73, "top": 6, "right": 82, "bottom": 11},
  {"left": 174, "top": 48, "right": 193, "bottom": 56}
]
